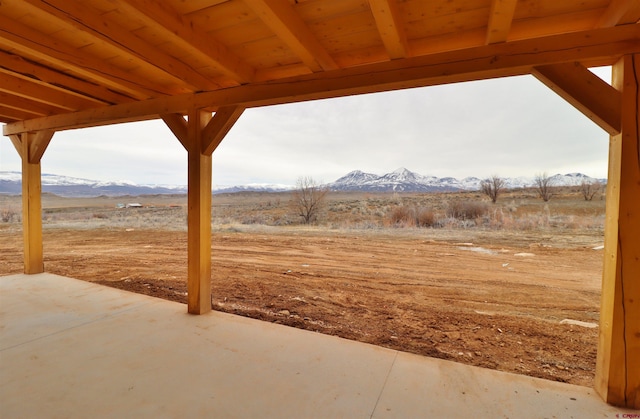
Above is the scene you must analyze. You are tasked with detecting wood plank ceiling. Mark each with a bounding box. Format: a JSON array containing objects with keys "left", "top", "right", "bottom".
[{"left": 0, "top": 0, "right": 639, "bottom": 129}]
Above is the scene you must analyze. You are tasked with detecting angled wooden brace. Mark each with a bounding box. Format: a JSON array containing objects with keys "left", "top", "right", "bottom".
[{"left": 532, "top": 62, "right": 621, "bottom": 135}]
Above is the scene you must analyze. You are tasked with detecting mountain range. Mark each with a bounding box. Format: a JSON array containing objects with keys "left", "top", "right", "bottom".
[
  {"left": 0, "top": 169, "right": 605, "bottom": 197},
  {"left": 326, "top": 168, "right": 605, "bottom": 192}
]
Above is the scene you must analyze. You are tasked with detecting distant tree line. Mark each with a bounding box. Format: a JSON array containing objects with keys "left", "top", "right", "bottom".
[
  {"left": 480, "top": 172, "right": 602, "bottom": 203},
  {"left": 292, "top": 172, "right": 603, "bottom": 226}
]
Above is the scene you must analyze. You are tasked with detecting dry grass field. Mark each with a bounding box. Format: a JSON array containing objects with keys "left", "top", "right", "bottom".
[{"left": 0, "top": 187, "right": 606, "bottom": 387}]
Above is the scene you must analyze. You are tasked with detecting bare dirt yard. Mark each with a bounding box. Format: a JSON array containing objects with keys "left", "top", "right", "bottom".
[{"left": 0, "top": 189, "right": 605, "bottom": 387}]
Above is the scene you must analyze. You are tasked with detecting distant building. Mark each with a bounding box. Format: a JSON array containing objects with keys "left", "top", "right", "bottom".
[{"left": 126, "top": 203, "right": 143, "bottom": 208}]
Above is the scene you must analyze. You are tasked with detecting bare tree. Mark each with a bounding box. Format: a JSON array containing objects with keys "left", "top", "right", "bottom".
[
  {"left": 480, "top": 175, "right": 505, "bottom": 203},
  {"left": 534, "top": 172, "right": 554, "bottom": 202},
  {"left": 580, "top": 179, "right": 601, "bottom": 201},
  {"left": 292, "top": 176, "right": 329, "bottom": 224}
]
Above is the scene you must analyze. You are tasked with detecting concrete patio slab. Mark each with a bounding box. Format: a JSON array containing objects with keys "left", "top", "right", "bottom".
[{"left": 0, "top": 273, "right": 636, "bottom": 418}]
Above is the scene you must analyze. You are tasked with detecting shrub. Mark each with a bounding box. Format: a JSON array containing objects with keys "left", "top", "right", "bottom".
[
  {"left": 446, "top": 200, "right": 488, "bottom": 220},
  {"left": 415, "top": 207, "right": 437, "bottom": 227},
  {"left": 388, "top": 206, "right": 415, "bottom": 227},
  {"left": 1, "top": 209, "right": 20, "bottom": 223}
]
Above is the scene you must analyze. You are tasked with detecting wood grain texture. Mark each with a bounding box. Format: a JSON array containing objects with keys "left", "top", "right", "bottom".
[
  {"left": 5, "top": 24, "right": 640, "bottom": 135},
  {"left": 18, "top": 131, "right": 53, "bottom": 275},
  {"left": 596, "top": 53, "right": 640, "bottom": 409},
  {"left": 186, "top": 109, "right": 213, "bottom": 315}
]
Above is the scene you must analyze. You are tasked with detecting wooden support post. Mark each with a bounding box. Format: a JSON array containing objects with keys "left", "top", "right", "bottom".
[
  {"left": 595, "top": 54, "right": 640, "bottom": 409},
  {"left": 12, "top": 131, "right": 54, "bottom": 274},
  {"left": 162, "top": 108, "right": 244, "bottom": 314},
  {"left": 186, "top": 110, "right": 213, "bottom": 314},
  {"left": 22, "top": 147, "right": 44, "bottom": 274}
]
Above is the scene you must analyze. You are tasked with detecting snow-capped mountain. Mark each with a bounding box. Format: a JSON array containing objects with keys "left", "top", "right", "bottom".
[
  {"left": 0, "top": 172, "right": 189, "bottom": 197},
  {"left": 330, "top": 168, "right": 452, "bottom": 192},
  {"left": 0, "top": 171, "right": 294, "bottom": 197},
  {"left": 326, "top": 168, "right": 605, "bottom": 192},
  {"left": 0, "top": 169, "right": 605, "bottom": 197}
]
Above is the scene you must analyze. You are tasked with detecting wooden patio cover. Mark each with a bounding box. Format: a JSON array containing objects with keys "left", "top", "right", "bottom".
[{"left": 0, "top": 0, "right": 638, "bottom": 408}]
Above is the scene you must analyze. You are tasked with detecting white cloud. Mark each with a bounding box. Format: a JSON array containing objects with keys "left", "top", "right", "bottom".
[{"left": 1, "top": 69, "right": 612, "bottom": 186}]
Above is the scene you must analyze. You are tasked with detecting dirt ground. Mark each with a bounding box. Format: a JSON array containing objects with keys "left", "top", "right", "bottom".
[{"left": 0, "top": 222, "right": 602, "bottom": 387}]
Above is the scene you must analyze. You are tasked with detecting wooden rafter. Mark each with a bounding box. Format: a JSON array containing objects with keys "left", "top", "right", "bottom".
[
  {"left": 596, "top": 0, "right": 640, "bottom": 28},
  {"left": 0, "top": 50, "right": 134, "bottom": 105},
  {"left": 20, "top": 0, "right": 219, "bottom": 91},
  {"left": 244, "top": 0, "right": 339, "bottom": 72},
  {"left": 0, "top": 72, "right": 101, "bottom": 110},
  {"left": 486, "top": 0, "right": 518, "bottom": 44},
  {"left": 369, "top": 0, "right": 409, "bottom": 59},
  {"left": 0, "top": 67, "right": 107, "bottom": 107},
  {"left": 532, "top": 62, "right": 622, "bottom": 135},
  {"left": 5, "top": 24, "right": 639, "bottom": 136},
  {"left": 119, "top": 0, "right": 255, "bottom": 84},
  {"left": 0, "top": 106, "right": 42, "bottom": 122},
  {"left": 0, "top": 92, "right": 66, "bottom": 117},
  {"left": 0, "top": 15, "right": 162, "bottom": 99}
]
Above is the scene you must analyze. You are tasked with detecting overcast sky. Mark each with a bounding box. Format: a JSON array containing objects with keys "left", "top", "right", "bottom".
[{"left": 1, "top": 68, "right": 612, "bottom": 187}]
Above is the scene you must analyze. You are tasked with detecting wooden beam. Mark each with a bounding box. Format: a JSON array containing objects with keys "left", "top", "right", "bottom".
[
  {"left": 0, "top": 15, "right": 161, "bottom": 99},
  {"left": 0, "top": 91, "right": 68, "bottom": 117},
  {"left": 0, "top": 105, "right": 42, "bottom": 122},
  {"left": 20, "top": 0, "right": 219, "bottom": 91},
  {"left": 369, "top": 0, "right": 410, "bottom": 59},
  {"left": 0, "top": 50, "right": 134, "bottom": 105},
  {"left": 486, "top": 0, "right": 518, "bottom": 44},
  {"left": 120, "top": 0, "right": 255, "bottom": 84},
  {"left": 0, "top": 72, "right": 102, "bottom": 111},
  {"left": 595, "top": 53, "right": 640, "bottom": 410},
  {"left": 244, "top": 0, "right": 339, "bottom": 72},
  {"left": 201, "top": 106, "right": 245, "bottom": 155},
  {"left": 532, "top": 62, "right": 622, "bottom": 135},
  {"left": 18, "top": 131, "right": 54, "bottom": 274},
  {"left": 185, "top": 109, "right": 213, "bottom": 315},
  {"left": 4, "top": 24, "right": 640, "bottom": 135},
  {"left": 596, "top": 0, "right": 640, "bottom": 28}
]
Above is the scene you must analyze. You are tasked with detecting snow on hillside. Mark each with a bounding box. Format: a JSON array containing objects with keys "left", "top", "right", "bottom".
[
  {"left": 0, "top": 171, "right": 291, "bottom": 196},
  {"left": 325, "top": 168, "right": 605, "bottom": 192},
  {"left": 0, "top": 169, "right": 605, "bottom": 196}
]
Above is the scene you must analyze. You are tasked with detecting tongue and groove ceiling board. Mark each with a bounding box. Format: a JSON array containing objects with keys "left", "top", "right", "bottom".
[{"left": 0, "top": 0, "right": 639, "bottom": 131}]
